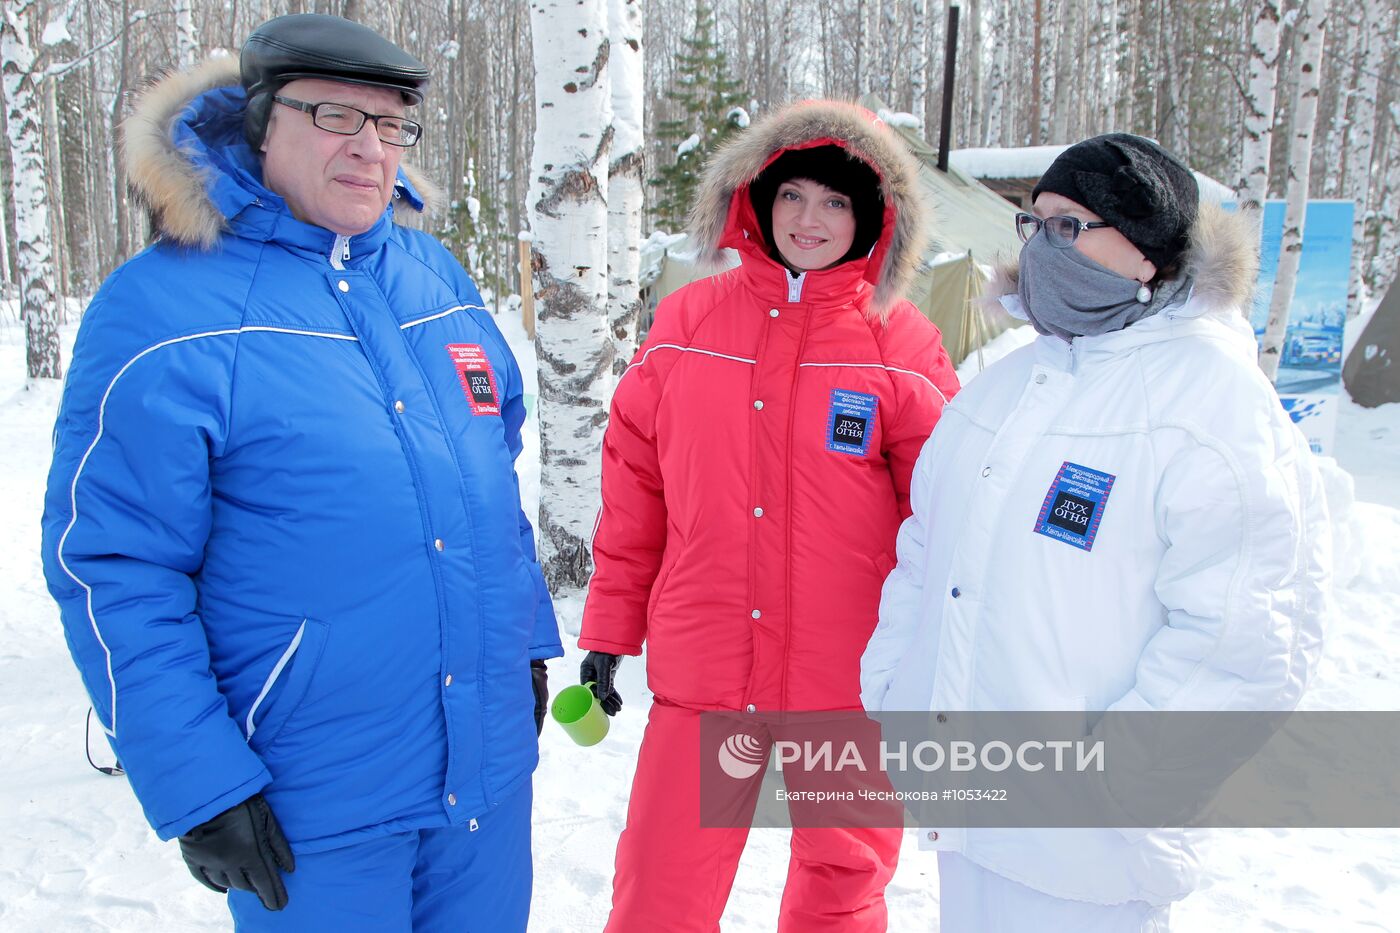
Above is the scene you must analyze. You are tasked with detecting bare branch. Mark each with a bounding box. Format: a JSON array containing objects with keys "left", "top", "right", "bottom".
[{"left": 39, "top": 10, "right": 151, "bottom": 84}]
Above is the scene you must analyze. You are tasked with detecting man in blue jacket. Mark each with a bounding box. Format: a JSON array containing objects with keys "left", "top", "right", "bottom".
[{"left": 40, "top": 14, "right": 561, "bottom": 930}]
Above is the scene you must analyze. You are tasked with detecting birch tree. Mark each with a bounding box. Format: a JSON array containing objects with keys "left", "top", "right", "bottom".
[
  {"left": 1236, "top": 0, "right": 1282, "bottom": 223},
  {"left": 2, "top": 0, "right": 60, "bottom": 379},
  {"left": 1340, "top": 0, "right": 1385, "bottom": 315},
  {"left": 528, "top": 0, "right": 614, "bottom": 590},
  {"left": 1320, "top": 8, "right": 1356, "bottom": 198},
  {"left": 1049, "top": 0, "right": 1074, "bottom": 142},
  {"left": 910, "top": 0, "right": 927, "bottom": 131},
  {"left": 984, "top": 0, "right": 1006, "bottom": 146},
  {"left": 1260, "top": 0, "right": 1327, "bottom": 382},
  {"left": 776, "top": 0, "right": 792, "bottom": 104},
  {"left": 1370, "top": 101, "right": 1400, "bottom": 293},
  {"left": 851, "top": 0, "right": 862, "bottom": 93},
  {"left": 1031, "top": 0, "right": 1044, "bottom": 144},
  {"left": 175, "top": 0, "right": 200, "bottom": 69},
  {"left": 607, "top": 0, "right": 644, "bottom": 374},
  {"left": 875, "top": 0, "right": 894, "bottom": 99},
  {"left": 0, "top": 162, "right": 10, "bottom": 286},
  {"left": 965, "top": 0, "right": 983, "bottom": 143}
]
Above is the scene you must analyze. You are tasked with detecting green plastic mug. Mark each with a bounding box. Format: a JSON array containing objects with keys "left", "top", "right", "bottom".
[{"left": 551, "top": 682, "right": 610, "bottom": 746}]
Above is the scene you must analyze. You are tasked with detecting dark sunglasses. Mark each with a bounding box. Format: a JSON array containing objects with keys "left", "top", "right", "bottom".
[{"left": 1015, "top": 211, "right": 1112, "bottom": 248}]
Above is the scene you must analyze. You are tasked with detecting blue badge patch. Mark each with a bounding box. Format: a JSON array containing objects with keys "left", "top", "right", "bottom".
[
  {"left": 1033, "top": 462, "right": 1116, "bottom": 551},
  {"left": 826, "top": 389, "right": 878, "bottom": 456}
]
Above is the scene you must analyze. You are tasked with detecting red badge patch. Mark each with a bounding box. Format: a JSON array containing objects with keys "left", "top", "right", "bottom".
[{"left": 446, "top": 344, "right": 501, "bottom": 415}]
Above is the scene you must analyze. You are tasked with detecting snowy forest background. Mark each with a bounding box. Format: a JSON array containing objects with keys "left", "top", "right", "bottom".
[
  {"left": 3, "top": 5, "right": 1400, "bottom": 927},
  {"left": 2, "top": 0, "right": 1398, "bottom": 584}
]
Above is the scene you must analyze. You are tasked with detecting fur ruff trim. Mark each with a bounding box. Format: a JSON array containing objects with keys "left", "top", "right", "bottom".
[{"left": 687, "top": 100, "right": 929, "bottom": 321}]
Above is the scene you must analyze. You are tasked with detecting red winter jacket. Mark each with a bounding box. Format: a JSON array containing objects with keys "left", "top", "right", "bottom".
[{"left": 580, "top": 102, "right": 960, "bottom": 712}]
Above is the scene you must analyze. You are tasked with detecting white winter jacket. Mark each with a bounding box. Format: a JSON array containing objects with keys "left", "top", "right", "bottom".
[{"left": 860, "top": 204, "right": 1331, "bottom": 907}]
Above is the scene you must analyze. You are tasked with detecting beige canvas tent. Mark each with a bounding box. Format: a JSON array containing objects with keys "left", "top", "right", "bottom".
[
  {"left": 1343, "top": 275, "right": 1400, "bottom": 407},
  {"left": 639, "top": 96, "right": 1027, "bottom": 367}
]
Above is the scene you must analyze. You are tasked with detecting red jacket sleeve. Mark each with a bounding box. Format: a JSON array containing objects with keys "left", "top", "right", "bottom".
[
  {"left": 880, "top": 304, "right": 960, "bottom": 519},
  {"left": 578, "top": 300, "right": 689, "bottom": 655}
]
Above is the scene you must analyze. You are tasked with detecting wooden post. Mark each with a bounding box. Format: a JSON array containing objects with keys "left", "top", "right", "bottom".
[
  {"left": 519, "top": 236, "right": 536, "bottom": 340},
  {"left": 937, "top": 4, "right": 960, "bottom": 173}
]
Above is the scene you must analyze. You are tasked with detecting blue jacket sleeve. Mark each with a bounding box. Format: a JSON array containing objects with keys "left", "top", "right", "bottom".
[{"left": 41, "top": 281, "right": 270, "bottom": 840}]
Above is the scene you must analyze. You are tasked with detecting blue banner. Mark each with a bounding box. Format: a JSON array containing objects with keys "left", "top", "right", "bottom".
[{"left": 1248, "top": 200, "right": 1353, "bottom": 455}]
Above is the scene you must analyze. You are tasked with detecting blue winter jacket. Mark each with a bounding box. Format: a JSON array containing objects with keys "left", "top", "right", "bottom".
[{"left": 40, "top": 60, "right": 562, "bottom": 852}]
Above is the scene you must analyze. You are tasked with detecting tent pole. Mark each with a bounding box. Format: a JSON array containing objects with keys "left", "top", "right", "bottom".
[{"left": 937, "top": 5, "right": 960, "bottom": 173}]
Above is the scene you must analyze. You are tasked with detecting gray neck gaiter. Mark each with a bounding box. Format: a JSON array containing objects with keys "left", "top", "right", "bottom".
[{"left": 1017, "top": 234, "right": 1190, "bottom": 341}]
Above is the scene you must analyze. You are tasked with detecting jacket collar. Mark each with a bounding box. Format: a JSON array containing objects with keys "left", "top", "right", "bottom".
[
  {"left": 733, "top": 232, "right": 872, "bottom": 309},
  {"left": 1027, "top": 290, "right": 1260, "bottom": 372}
]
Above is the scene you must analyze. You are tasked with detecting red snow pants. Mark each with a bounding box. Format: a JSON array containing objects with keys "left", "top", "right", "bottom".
[{"left": 604, "top": 700, "right": 901, "bottom": 932}]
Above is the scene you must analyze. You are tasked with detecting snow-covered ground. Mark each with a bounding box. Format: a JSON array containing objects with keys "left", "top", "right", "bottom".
[{"left": 2, "top": 314, "right": 1397, "bottom": 931}]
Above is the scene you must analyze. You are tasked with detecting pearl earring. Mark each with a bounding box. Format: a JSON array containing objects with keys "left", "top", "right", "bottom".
[{"left": 1136, "top": 283, "right": 1152, "bottom": 304}]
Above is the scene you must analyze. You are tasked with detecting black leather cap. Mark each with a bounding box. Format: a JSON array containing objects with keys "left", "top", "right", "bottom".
[{"left": 240, "top": 14, "right": 429, "bottom": 146}]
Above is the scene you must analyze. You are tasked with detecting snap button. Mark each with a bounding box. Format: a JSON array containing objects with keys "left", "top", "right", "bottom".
[
  {"left": 394, "top": 400, "right": 405, "bottom": 414},
  {"left": 951, "top": 587, "right": 961, "bottom": 598},
  {"left": 337, "top": 280, "right": 349, "bottom": 293},
  {"left": 746, "top": 704, "right": 757, "bottom": 713},
  {"left": 753, "top": 507, "right": 764, "bottom": 518},
  {"left": 981, "top": 467, "right": 992, "bottom": 477},
  {"left": 444, "top": 674, "right": 453, "bottom": 687},
  {"left": 769, "top": 308, "right": 779, "bottom": 318},
  {"left": 927, "top": 830, "right": 940, "bottom": 841},
  {"left": 753, "top": 400, "right": 764, "bottom": 410},
  {"left": 447, "top": 794, "right": 457, "bottom": 806},
  {"left": 936, "top": 713, "right": 948, "bottom": 723},
  {"left": 1035, "top": 373, "right": 1047, "bottom": 385},
  {"left": 434, "top": 539, "right": 445, "bottom": 551},
  {"left": 751, "top": 609, "right": 761, "bottom": 620}
]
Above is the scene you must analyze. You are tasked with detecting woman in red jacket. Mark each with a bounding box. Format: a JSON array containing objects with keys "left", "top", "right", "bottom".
[{"left": 579, "top": 101, "right": 960, "bottom": 931}]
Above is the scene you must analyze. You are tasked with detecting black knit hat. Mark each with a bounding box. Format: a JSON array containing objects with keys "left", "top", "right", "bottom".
[
  {"left": 749, "top": 145, "right": 885, "bottom": 267},
  {"left": 1032, "top": 133, "right": 1199, "bottom": 271},
  {"left": 240, "top": 14, "right": 430, "bottom": 148}
]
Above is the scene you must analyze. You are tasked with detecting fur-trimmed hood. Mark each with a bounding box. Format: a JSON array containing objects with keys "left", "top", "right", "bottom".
[
  {"left": 688, "top": 100, "right": 929, "bottom": 321},
  {"left": 121, "top": 56, "right": 436, "bottom": 249},
  {"left": 984, "top": 201, "right": 1260, "bottom": 317}
]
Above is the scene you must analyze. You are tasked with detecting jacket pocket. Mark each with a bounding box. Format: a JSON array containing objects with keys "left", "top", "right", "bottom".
[
  {"left": 645, "top": 554, "right": 678, "bottom": 620},
  {"left": 245, "top": 617, "right": 330, "bottom": 753}
]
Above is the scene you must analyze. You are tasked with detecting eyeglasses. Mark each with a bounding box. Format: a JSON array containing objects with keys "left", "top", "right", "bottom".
[
  {"left": 273, "top": 96, "right": 422, "bottom": 148},
  {"left": 1015, "top": 211, "right": 1112, "bottom": 248}
]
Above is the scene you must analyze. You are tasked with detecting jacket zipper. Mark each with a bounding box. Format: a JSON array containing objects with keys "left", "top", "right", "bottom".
[
  {"left": 329, "top": 234, "right": 351, "bottom": 270},
  {"left": 777, "top": 300, "right": 818, "bottom": 711},
  {"left": 786, "top": 271, "right": 806, "bottom": 302}
]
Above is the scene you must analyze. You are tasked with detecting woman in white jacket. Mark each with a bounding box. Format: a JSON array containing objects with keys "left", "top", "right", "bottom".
[{"left": 860, "top": 134, "right": 1330, "bottom": 931}]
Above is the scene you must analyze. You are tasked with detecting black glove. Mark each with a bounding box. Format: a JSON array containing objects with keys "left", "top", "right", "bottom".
[
  {"left": 531, "top": 659, "right": 548, "bottom": 736},
  {"left": 580, "top": 651, "right": 623, "bottom": 716},
  {"left": 179, "top": 794, "right": 295, "bottom": 911}
]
